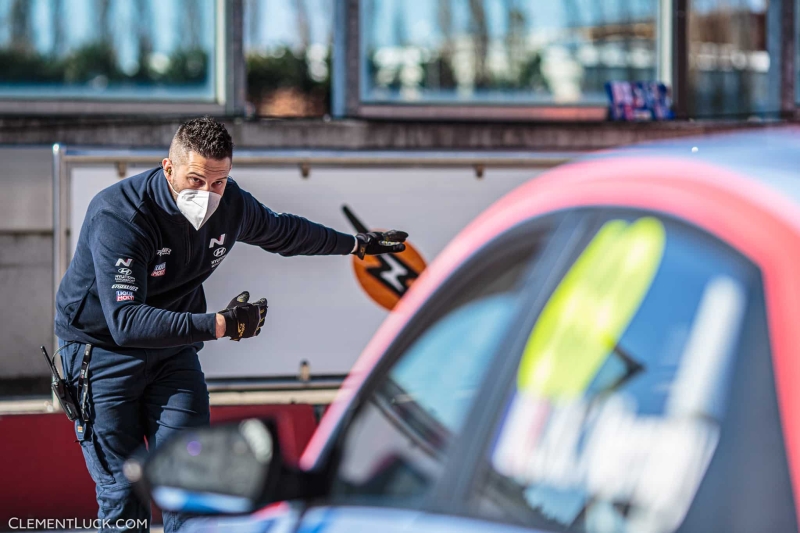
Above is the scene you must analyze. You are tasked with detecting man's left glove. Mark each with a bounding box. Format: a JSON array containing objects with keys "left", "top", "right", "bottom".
[
  {"left": 353, "top": 230, "right": 408, "bottom": 260},
  {"left": 219, "top": 291, "right": 268, "bottom": 341}
]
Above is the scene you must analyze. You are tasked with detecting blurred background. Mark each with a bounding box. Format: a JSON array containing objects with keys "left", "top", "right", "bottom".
[
  {"left": 0, "top": 0, "right": 798, "bottom": 528},
  {"left": 0, "top": 0, "right": 793, "bottom": 395}
]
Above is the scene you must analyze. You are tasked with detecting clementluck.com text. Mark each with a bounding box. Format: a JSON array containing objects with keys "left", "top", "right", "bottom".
[{"left": 8, "top": 518, "right": 149, "bottom": 530}]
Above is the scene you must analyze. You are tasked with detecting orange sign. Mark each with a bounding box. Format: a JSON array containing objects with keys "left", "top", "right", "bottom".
[
  {"left": 343, "top": 205, "right": 427, "bottom": 311},
  {"left": 352, "top": 240, "right": 427, "bottom": 311}
]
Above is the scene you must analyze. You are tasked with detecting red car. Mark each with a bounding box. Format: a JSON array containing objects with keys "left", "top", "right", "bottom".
[{"left": 137, "top": 128, "right": 800, "bottom": 533}]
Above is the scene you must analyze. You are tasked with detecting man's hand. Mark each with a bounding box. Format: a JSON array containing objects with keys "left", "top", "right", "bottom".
[
  {"left": 217, "top": 291, "right": 268, "bottom": 341},
  {"left": 353, "top": 230, "right": 408, "bottom": 260}
]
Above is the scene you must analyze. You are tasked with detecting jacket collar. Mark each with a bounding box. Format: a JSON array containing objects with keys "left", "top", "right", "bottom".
[{"left": 149, "top": 168, "right": 185, "bottom": 219}]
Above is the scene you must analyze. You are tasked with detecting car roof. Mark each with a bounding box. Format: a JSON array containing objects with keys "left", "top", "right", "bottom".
[{"left": 586, "top": 126, "right": 800, "bottom": 210}]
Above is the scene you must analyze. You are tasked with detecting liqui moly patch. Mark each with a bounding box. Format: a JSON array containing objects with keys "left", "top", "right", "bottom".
[{"left": 116, "top": 291, "right": 135, "bottom": 302}]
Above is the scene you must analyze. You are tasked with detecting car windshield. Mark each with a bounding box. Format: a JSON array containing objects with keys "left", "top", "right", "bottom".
[
  {"left": 330, "top": 217, "right": 557, "bottom": 505},
  {"left": 332, "top": 294, "right": 518, "bottom": 501},
  {"left": 386, "top": 294, "right": 516, "bottom": 435}
]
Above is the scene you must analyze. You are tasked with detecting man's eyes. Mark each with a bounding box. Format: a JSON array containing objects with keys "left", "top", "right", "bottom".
[{"left": 189, "top": 177, "right": 224, "bottom": 186}]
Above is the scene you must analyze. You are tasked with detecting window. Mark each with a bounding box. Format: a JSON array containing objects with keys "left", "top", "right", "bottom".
[
  {"left": 328, "top": 218, "right": 558, "bottom": 507},
  {"left": 471, "top": 215, "right": 756, "bottom": 533},
  {"left": 688, "top": 0, "right": 775, "bottom": 117},
  {"left": 244, "top": 0, "right": 332, "bottom": 117},
  {"left": 360, "top": 0, "right": 658, "bottom": 106},
  {"left": 0, "top": 0, "right": 217, "bottom": 101}
]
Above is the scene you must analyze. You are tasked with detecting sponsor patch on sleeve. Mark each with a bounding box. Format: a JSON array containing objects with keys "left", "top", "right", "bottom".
[
  {"left": 116, "top": 291, "right": 135, "bottom": 302},
  {"left": 150, "top": 263, "right": 166, "bottom": 277},
  {"left": 112, "top": 284, "right": 138, "bottom": 291}
]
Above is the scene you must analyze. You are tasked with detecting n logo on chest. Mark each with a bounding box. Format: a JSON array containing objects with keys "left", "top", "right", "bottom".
[{"left": 209, "top": 234, "right": 226, "bottom": 248}]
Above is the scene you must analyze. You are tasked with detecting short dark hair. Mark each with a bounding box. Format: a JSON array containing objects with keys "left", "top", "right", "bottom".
[{"left": 169, "top": 116, "right": 233, "bottom": 164}]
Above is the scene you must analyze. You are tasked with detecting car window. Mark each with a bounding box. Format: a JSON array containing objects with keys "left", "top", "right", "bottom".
[
  {"left": 470, "top": 214, "right": 756, "bottom": 533},
  {"left": 389, "top": 295, "right": 514, "bottom": 432},
  {"left": 328, "top": 217, "right": 561, "bottom": 507}
]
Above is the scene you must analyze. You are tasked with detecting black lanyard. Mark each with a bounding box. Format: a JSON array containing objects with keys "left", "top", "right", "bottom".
[{"left": 77, "top": 343, "right": 93, "bottom": 422}]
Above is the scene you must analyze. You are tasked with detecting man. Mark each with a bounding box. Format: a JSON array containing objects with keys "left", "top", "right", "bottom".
[{"left": 54, "top": 117, "right": 407, "bottom": 532}]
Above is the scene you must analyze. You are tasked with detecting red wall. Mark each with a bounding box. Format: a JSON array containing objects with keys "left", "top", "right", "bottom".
[{"left": 0, "top": 404, "right": 318, "bottom": 526}]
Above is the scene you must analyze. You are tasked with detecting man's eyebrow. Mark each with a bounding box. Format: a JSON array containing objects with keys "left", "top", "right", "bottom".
[{"left": 186, "top": 171, "right": 206, "bottom": 179}]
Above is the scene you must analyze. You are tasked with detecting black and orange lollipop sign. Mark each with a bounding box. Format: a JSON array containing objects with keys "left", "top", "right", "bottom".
[{"left": 343, "top": 205, "right": 427, "bottom": 311}]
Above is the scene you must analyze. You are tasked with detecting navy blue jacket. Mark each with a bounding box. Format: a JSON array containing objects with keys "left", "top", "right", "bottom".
[{"left": 55, "top": 167, "right": 356, "bottom": 349}]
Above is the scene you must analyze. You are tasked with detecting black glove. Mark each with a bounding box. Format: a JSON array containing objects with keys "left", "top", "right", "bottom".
[
  {"left": 353, "top": 230, "right": 408, "bottom": 260},
  {"left": 219, "top": 291, "right": 268, "bottom": 341}
]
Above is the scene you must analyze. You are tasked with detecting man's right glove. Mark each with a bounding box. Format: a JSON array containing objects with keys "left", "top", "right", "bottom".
[
  {"left": 353, "top": 230, "right": 408, "bottom": 260},
  {"left": 219, "top": 291, "right": 268, "bottom": 341}
]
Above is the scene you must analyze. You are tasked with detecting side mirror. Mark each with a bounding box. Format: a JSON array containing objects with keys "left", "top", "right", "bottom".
[{"left": 125, "top": 418, "right": 284, "bottom": 515}]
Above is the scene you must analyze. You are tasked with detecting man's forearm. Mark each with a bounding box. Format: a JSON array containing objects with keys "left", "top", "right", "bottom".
[{"left": 215, "top": 314, "right": 226, "bottom": 339}]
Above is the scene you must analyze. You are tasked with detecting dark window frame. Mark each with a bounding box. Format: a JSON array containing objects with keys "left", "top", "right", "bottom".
[{"left": 345, "top": 0, "right": 657, "bottom": 121}]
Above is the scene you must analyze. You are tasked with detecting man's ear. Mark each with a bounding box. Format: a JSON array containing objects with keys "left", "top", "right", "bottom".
[{"left": 162, "top": 158, "right": 173, "bottom": 175}]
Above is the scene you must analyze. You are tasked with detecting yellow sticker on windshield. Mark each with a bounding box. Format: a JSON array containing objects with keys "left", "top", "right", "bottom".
[{"left": 517, "top": 217, "right": 666, "bottom": 399}]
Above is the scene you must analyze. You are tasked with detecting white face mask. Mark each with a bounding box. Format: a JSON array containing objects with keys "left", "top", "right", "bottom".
[{"left": 167, "top": 176, "right": 222, "bottom": 230}]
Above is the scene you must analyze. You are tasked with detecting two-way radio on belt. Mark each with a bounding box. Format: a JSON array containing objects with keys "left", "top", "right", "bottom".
[{"left": 40, "top": 343, "right": 93, "bottom": 422}]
